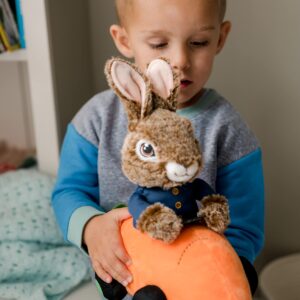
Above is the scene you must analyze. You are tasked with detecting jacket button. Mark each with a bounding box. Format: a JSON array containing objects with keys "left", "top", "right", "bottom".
[
  {"left": 172, "top": 187, "right": 180, "bottom": 195},
  {"left": 175, "top": 201, "right": 182, "bottom": 209}
]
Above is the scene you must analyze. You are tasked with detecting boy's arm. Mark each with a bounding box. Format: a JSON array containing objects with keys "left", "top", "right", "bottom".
[
  {"left": 216, "top": 148, "right": 264, "bottom": 294},
  {"left": 52, "top": 123, "right": 105, "bottom": 249},
  {"left": 216, "top": 148, "right": 264, "bottom": 264}
]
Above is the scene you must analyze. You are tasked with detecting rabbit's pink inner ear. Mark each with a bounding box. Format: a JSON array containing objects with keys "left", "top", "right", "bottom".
[
  {"left": 146, "top": 59, "right": 174, "bottom": 99},
  {"left": 111, "top": 61, "right": 146, "bottom": 105}
]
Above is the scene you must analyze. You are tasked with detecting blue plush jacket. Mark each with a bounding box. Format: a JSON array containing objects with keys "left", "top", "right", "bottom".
[{"left": 129, "top": 178, "right": 214, "bottom": 226}]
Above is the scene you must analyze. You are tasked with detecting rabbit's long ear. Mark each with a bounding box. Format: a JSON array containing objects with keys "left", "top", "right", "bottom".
[
  {"left": 146, "top": 58, "right": 180, "bottom": 112},
  {"left": 105, "top": 58, "right": 153, "bottom": 123}
]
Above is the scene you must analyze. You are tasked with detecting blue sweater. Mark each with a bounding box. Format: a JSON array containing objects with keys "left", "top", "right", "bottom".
[{"left": 52, "top": 88, "right": 265, "bottom": 264}]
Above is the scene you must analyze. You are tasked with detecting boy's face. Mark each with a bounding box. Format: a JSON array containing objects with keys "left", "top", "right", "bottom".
[{"left": 111, "top": 0, "right": 231, "bottom": 108}]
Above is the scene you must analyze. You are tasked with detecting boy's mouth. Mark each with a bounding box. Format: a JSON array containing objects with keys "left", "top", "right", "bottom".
[{"left": 180, "top": 80, "right": 192, "bottom": 89}]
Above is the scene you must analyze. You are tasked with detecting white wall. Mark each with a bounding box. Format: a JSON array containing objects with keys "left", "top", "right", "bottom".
[
  {"left": 88, "top": 0, "right": 119, "bottom": 93},
  {"left": 47, "top": 0, "right": 94, "bottom": 142},
  {"left": 0, "top": 63, "right": 35, "bottom": 149},
  {"left": 208, "top": 1, "right": 300, "bottom": 269},
  {"left": 87, "top": 0, "right": 300, "bottom": 270}
]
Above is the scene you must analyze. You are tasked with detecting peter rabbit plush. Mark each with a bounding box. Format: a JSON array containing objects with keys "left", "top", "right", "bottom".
[
  {"left": 105, "top": 57, "right": 230, "bottom": 243},
  {"left": 94, "top": 57, "right": 251, "bottom": 300}
]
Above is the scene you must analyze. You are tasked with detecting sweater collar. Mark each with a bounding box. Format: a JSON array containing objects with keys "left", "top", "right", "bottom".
[{"left": 176, "top": 88, "right": 216, "bottom": 119}]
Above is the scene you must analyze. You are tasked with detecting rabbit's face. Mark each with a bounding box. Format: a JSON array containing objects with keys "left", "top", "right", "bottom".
[
  {"left": 105, "top": 57, "right": 202, "bottom": 189},
  {"left": 122, "top": 109, "right": 202, "bottom": 189}
]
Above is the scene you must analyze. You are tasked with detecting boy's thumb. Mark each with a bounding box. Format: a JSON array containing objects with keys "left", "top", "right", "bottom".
[{"left": 115, "top": 207, "right": 131, "bottom": 221}]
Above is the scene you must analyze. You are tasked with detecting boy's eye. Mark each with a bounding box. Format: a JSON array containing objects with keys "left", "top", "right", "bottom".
[
  {"left": 149, "top": 43, "right": 168, "bottom": 49},
  {"left": 190, "top": 41, "right": 209, "bottom": 48}
]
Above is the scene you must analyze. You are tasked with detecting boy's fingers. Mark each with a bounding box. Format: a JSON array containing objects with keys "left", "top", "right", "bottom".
[
  {"left": 114, "top": 207, "right": 131, "bottom": 221},
  {"left": 105, "top": 254, "right": 133, "bottom": 286},
  {"left": 115, "top": 247, "right": 132, "bottom": 266},
  {"left": 93, "top": 260, "right": 112, "bottom": 284}
]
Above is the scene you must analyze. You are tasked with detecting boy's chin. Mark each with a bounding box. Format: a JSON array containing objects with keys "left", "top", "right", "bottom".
[
  {"left": 177, "top": 88, "right": 205, "bottom": 108},
  {"left": 177, "top": 95, "right": 199, "bottom": 109},
  {"left": 177, "top": 93, "right": 192, "bottom": 105},
  {"left": 177, "top": 100, "right": 193, "bottom": 109}
]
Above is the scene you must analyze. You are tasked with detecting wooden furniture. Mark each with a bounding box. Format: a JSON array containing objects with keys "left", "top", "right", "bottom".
[{"left": 0, "top": 0, "right": 93, "bottom": 175}]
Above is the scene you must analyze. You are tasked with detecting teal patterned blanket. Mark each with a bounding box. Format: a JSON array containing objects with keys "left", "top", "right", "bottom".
[{"left": 0, "top": 169, "right": 91, "bottom": 300}]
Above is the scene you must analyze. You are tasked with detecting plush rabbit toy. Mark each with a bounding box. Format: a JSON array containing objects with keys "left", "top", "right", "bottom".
[
  {"left": 105, "top": 57, "right": 230, "bottom": 242},
  {"left": 94, "top": 57, "right": 251, "bottom": 300}
]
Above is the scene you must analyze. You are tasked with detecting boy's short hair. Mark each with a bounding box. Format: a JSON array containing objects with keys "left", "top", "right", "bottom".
[{"left": 115, "top": 0, "right": 227, "bottom": 26}]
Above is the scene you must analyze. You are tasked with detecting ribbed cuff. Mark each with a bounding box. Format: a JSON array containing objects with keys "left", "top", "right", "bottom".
[{"left": 67, "top": 206, "right": 104, "bottom": 250}]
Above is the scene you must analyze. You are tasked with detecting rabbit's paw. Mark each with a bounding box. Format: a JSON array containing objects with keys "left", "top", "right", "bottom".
[
  {"left": 137, "top": 203, "right": 183, "bottom": 243},
  {"left": 198, "top": 194, "right": 230, "bottom": 233}
]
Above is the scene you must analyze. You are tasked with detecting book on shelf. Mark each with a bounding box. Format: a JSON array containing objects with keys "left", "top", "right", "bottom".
[
  {"left": 14, "top": 0, "right": 25, "bottom": 48},
  {"left": 0, "top": 0, "right": 25, "bottom": 54},
  {"left": 0, "top": 34, "right": 5, "bottom": 53}
]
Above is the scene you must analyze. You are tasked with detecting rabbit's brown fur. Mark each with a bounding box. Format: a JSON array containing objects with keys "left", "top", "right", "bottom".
[
  {"left": 105, "top": 57, "right": 230, "bottom": 242},
  {"left": 137, "top": 203, "right": 183, "bottom": 243},
  {"left": 122, "top": 108, "right": 202, "bottom": 189},
  {"left": 198, "top": 194, "right": 230, "bottom": 233}
]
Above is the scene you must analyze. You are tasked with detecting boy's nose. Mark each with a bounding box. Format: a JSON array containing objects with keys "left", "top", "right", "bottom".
[{"left": 172, "top": 47, "right": 191, "bottom": 71}]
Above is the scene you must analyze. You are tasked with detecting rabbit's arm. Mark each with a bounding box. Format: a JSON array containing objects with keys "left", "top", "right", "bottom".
[
  {"left": 128, "top": 188, "right": 152, "bottom": 227},
  {"left": 192, "top": 178, "right": 230, "bottom": 233},
  {"left": 193, "top": 178, "right": 215, "bottom": 199}
]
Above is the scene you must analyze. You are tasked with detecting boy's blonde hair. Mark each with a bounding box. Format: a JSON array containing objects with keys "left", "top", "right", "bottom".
[{"left": 115, "top": 0, "right": 227, "bottom": 26}]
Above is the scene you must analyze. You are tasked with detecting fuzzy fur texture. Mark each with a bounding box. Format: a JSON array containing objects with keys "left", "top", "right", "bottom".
[
  {"left": 121, "top": 108, "right": 202, "bottom": 189},
  {"left": 198, "top": 194, "right": 230, "bottom": 233},
  {"left": 105, "top": 57, "right": 230, "bottom": 242},
  {"left": 137, "top": 203, "right": 183, "bottom": 243},
  {"left": 105, "top": 57, "right": 202, "bottom": 189},
  {"left": 147, "top": 56, "right": 180, "bottom": 112},
  {"left": 105, "top": 57, "right": 153, "bottom": 128}
]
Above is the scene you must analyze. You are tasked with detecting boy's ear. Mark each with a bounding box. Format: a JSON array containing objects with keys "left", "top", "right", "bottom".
[
  {"left": 110, "top": 25, "right": 134, "bottom": 58},
  {"left": 216, "top": 21, "right": 232, "bottom": 54}
]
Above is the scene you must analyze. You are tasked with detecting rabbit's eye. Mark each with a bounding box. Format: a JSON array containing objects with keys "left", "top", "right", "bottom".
[
  {"left": 140, "top": 143, "right": 155, "bottom": 157},
  {"left": 135, "top": 140, "right": 158, "bottom": 162}
]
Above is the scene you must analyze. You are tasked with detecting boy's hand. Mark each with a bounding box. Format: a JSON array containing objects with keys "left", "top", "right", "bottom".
[{"left": 83, "top": 208, "right": 133, "bottom": 286}]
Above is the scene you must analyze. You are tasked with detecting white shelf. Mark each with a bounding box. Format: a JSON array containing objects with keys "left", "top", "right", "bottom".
[
  {"left": 0, "top": 0, "right": 93, "bottom": 175},
  {"left": 0, "top": 49, "right": 27, "bottom": 62}
]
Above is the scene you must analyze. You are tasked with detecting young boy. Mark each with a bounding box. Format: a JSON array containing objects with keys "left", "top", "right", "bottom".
[{"left": 52, "top": 0, "right": 264, "bottom": 298}]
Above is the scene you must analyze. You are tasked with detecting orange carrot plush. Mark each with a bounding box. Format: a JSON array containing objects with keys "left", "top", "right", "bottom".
[{"left": 122, "top": 218, "right": 251, "bottom": 300}]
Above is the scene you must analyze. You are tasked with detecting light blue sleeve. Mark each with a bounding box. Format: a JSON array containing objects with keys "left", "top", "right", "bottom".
[
  {"left": 51, "top": 124, "right": 105, "bottom": 247},
  {"left": 216, "top": 148, "right": 265, "bottom": 264}
]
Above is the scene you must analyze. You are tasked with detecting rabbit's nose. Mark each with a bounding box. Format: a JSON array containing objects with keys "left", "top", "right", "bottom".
[{"left": 166, "top": 161, "right": 199, "bottom": 183}]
